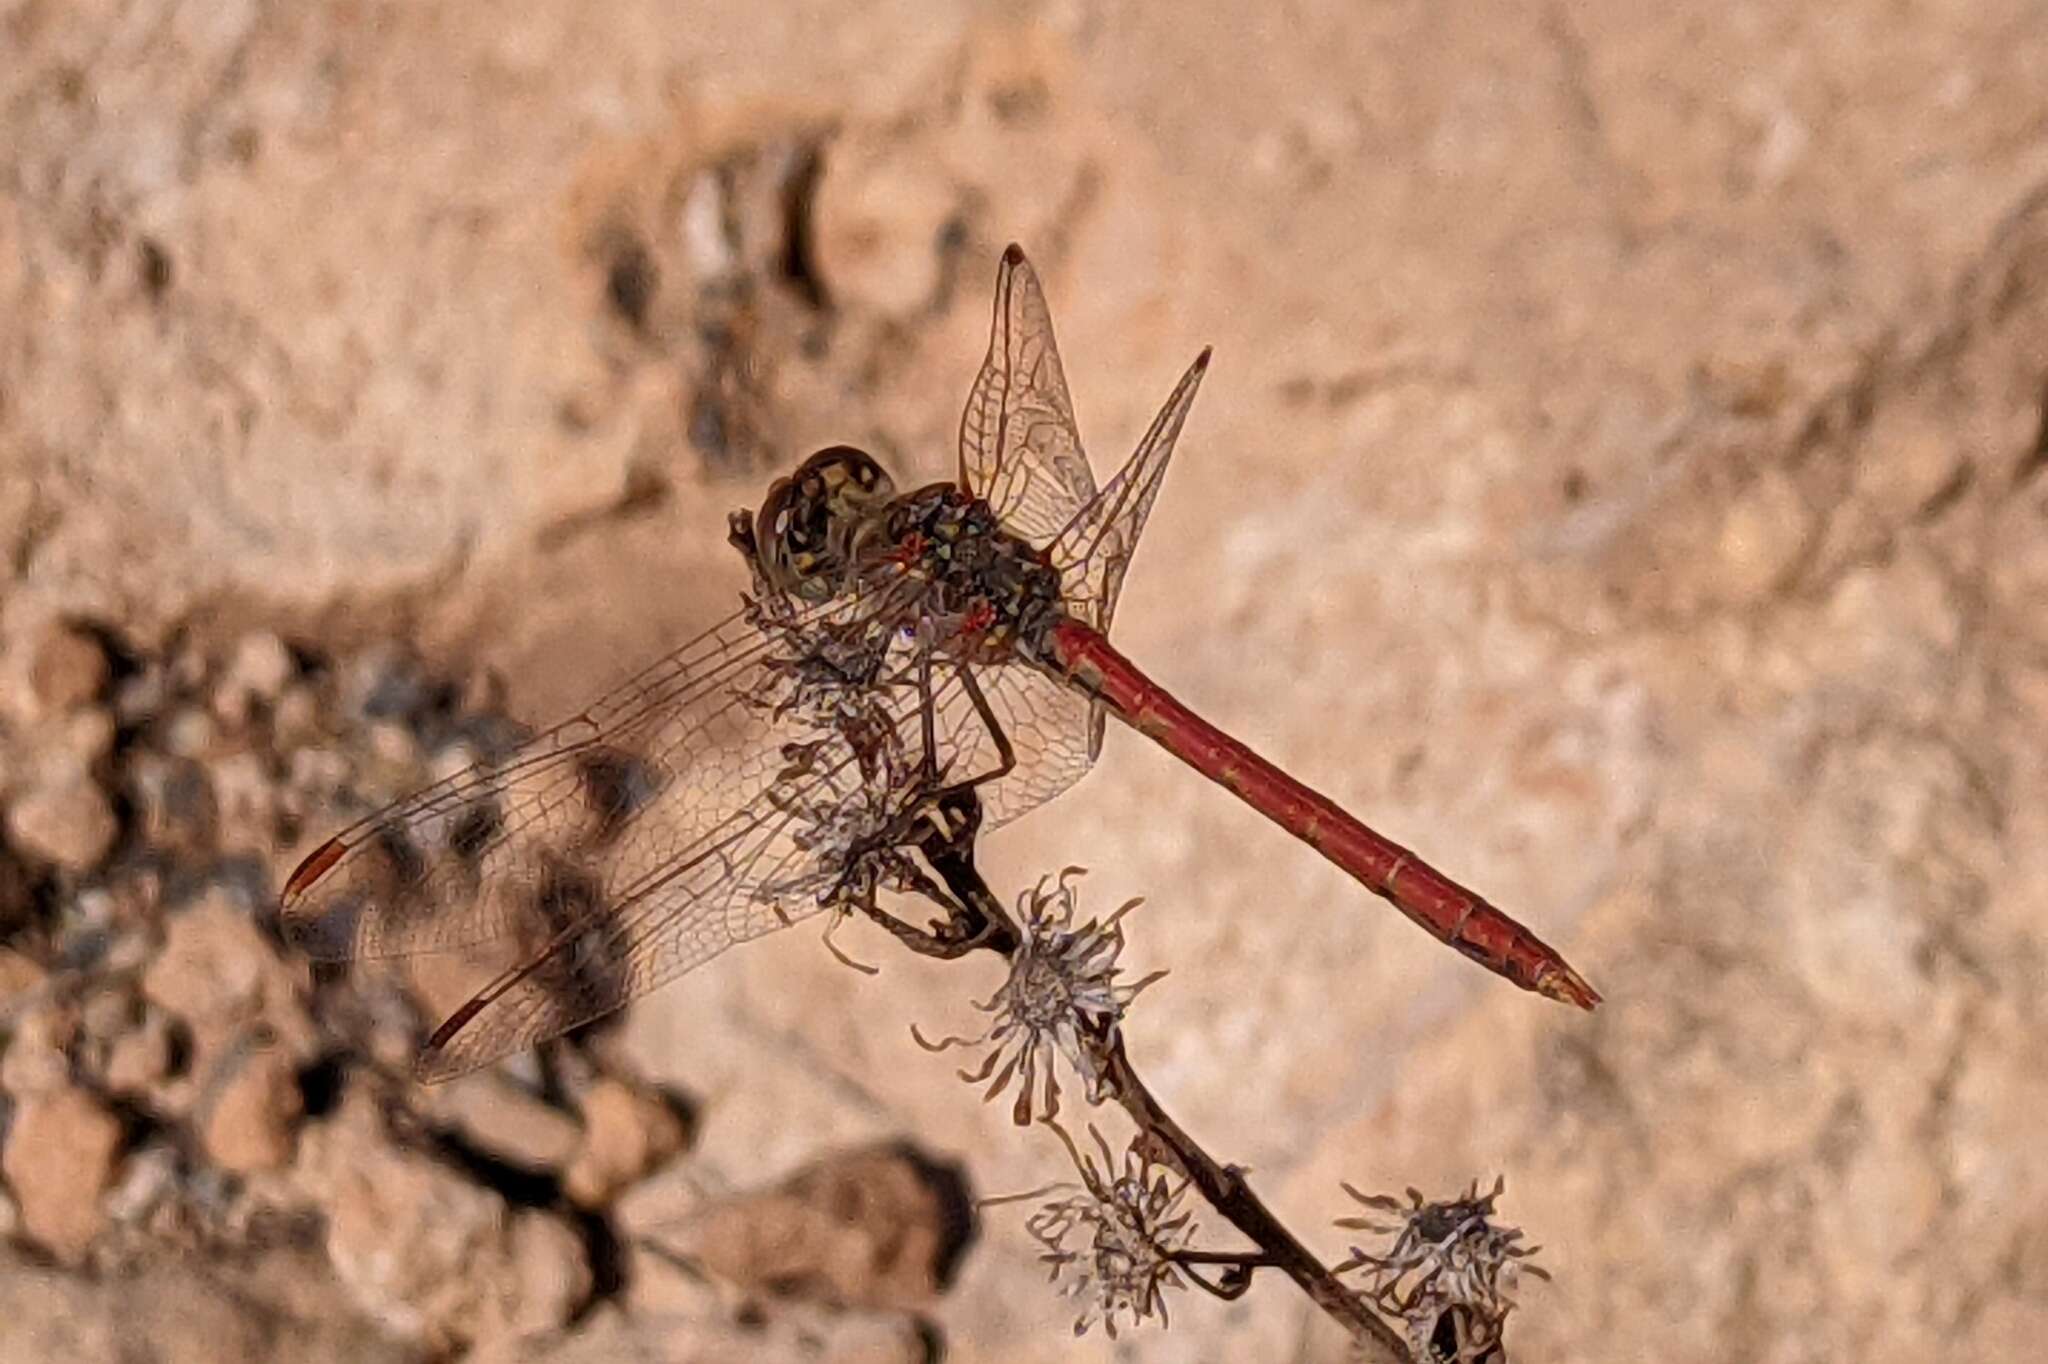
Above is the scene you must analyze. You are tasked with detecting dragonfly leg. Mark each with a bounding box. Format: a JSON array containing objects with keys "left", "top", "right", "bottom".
[
  {"left": 825, "top": 662, "right": 1015, "bottom": 939},
  {"left": 915, "top": 634, "right": 943, "bottom": 787},
  {"left": 853, "top": 851, "right": 993, "bottom": 959},
  {"left": 930, "top": 663, "right": 1016, "bottom": 800},
  {"left": 848, "top": 663, "right": 1015, "bottom": 894},
  {"left": 904, "top": 626, "right": 1012, "bottom": 800},
  {"left": 853, "top": 660, "right": 1013, "bottom": 863}
]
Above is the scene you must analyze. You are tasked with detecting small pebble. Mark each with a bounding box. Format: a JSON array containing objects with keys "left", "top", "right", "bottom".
[
  {"left": 165, "top": 706, "right": 217, "bottom": 757},
  {"left": 111, "top": 664, "right": 168, "bottom": 726},
  {"left": 213, "top": 632, "right": 296, "bottom": 729},
  {"left": 0, "top": 947, "right": 49, "bottom": 1014},
  {"left": 565, "top": 1077, "right": 688, "bottom": 1206},
  {"left": 103, "top": 1141, "right": 179, "bottom": 1226},
  {"left": 2, "top": 1082, "right": 125, "bottom": 1263},
  {"left": 5, "top": 767, "right": 119, "bottom": 872},
  {"left": 206, "top": 750, "right": 276, "bottom": 848},
  {"left": 80, "top": 982, "right": 138, "bottom": 1040},
  {"left": 810, "top": 139, "right": 956, "bottom": 315},
  {"left": 295, "top": 1090, "right": 592, "bottom": 1345},
  {"left": 54, "top": 707, "right": 117, "bottom": 768},
  {"left": 104, "top": 1010, "right": 176, "bottom": 1095},
  {"left": 201, "top": 1045, "right": 304, "bottom": 1173},
  {"left": 342, "top": 645, "right": 426, "bottom": 723},
  {"left": 130, "top": 753, "right": 220, "bottom": 856},
  {"left": 29, "top": 624, "right": 110, "bottom": 711},
  {"left": 225, "top": 631, "right": 295, "bottom": 701},
  {"left": 271, "top": 684, "right": 320, "bottom": 743},
  {"left": 434, "top": 1071, "right": 583, "bottom": 1172},
  {"left": 0, "top": 1002, "right": 73, "bottom": 1097},
  {"left": 368, "top": 720, "right": 420, "bottom": 769}
]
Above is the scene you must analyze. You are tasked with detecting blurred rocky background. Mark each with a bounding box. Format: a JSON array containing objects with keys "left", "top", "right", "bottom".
[{"left": 3, "top": 2, "right": 2047, "bottom": 1361}]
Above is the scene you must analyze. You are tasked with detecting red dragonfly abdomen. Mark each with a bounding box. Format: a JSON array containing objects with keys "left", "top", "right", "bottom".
[{"left": 1044, "top": 617, "right": 1599, "bottom": 1010}]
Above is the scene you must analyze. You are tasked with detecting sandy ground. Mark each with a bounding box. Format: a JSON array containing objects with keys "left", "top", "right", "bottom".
[{"left": 5, "top": 2, "right": 2048, "bottom": 1361}]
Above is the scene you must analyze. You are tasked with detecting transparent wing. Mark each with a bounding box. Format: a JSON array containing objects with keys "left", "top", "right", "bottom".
[
  {"left": 279, "top": 601, "right": 833, "bottom": 961},
  {"left": 957, "top": 244, "right": 1099, "bottom": 548},
  {"left": 1047, "top": 348, "right": 1211, "bottom": 634},
  {"left": 411, "top": 665, "right": 971, "bottom": 1080},
  {"left": 277, "top": 578, "right": 957, "bottom": 1078},
  {"left": 933, "top": 663, "right": 1101, "bottom": 829}
]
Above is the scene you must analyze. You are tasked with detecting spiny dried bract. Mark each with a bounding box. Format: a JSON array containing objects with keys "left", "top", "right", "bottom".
[
  {"left": 916, "top": 867, "right": 1164, "bottom": 1124},
  {"left": 738, "top": 592, "right": 922, "bottom": 906},
  {"left": 757, "top": 731, "right": 918, "bottom": 906},
  {"left": 740, "top": 588, "right": 902, "bottom": 736},
  {"left": 1333, "top": 1176, "right": 1550, "bottom": 1364},
  {"left": 1018, "top": 1128, "right": 1195, "bottom": 1340}
]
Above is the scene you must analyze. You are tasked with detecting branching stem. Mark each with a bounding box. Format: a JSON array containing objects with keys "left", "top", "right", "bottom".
[{"left": 901, "top": 791, "right": 1413, "bottom": 1363}]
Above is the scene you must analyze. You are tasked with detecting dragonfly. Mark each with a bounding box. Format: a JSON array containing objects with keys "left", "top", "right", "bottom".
[{"left": 280, "top": 244, "right": 1598, "bottom": 1080}]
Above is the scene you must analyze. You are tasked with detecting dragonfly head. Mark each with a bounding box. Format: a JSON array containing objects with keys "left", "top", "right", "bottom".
[{"left": 754, "top": 445, "right": 898, "bottom": 601}]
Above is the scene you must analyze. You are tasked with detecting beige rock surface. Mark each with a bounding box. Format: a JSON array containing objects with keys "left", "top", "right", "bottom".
[
  {"left": 470, "top": 1301, "right": 930, "bottom": 1364},
  {"left": 6, "top": 2, "right": 2048, "bottom": 1361},
  {"left": 0, "top": 1247, "right": 418, "bottom": 1364},
  {"left": 636, "top": 1143, "right": 966, "bottom": 1311}
]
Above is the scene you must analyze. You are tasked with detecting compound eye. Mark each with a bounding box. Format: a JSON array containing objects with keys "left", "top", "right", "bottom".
[{"left": 801, "top": 445, "right": 894, "bottom": 502}]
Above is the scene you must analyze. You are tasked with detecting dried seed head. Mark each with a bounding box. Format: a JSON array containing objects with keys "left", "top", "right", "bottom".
[
  {"left": 739, "top": 589, "right": 927, "bottom": 905},
  {"left": 1003, "top": 1126, "right": 1195, "bottom": 1340},
  {"left": 914, "top": 867, "right": 1165, "bottom": 1123},
  {"left": 1334, "top": 1176, "right": 1550, "bottom": 1363}
]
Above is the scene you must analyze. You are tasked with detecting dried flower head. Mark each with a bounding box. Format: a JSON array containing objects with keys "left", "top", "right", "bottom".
[
  {"left": 1334, "top": 1176, "right": 1550, "bottom": 1363},
  {"left": 755, "top": 728, "right": 919, "bottom": 907},
  {"left": 740, "top": 589, "right": 929, "bottom": 907},
  {"left": 997, "top": 1126, "right": 1196, "bottom": 1339},
  {"left": 914, "top": 867, "right": 1165, "bottom": 1123},
  {"left": 743, "top": 587, "right": 904, "bottom": 735}
]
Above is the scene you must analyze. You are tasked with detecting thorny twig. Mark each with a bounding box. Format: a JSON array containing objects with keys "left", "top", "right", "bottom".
[{"left": 898, "top": 788, "right": 1417, "bottom": 1362}]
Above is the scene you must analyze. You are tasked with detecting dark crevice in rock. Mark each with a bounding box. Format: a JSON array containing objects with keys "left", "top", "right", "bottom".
[
  {"left": 418, "top": 1120, "right": 628, "bottom": 1315},
  {"left": 604, "top": 232, "right": 659, "bottom": 334},
  {"left": 2015, "top": 371, "right": 2048, "bottom": 487},
  {"left": 779, "top": 140, "right": 830, "bottom": 312},
  {"left": 884, "top": 1138, "right": 977, "bottom": 1291},
  {"left": 294, "top": 1051, "right": 346, "bottom": 1119},
  {"left": 138, "top": 237, "right": 173, "bottom": 301}
]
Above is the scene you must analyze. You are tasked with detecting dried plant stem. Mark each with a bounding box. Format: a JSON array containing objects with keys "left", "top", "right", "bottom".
[
  {"left": 1096, "top": 1027, "right": 1409, "bottom": 1360},
  {"left": 908, "top": 794, "right": 1413, "bottom": 1362}
]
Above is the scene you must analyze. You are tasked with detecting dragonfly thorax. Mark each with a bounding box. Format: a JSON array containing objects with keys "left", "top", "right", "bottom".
[
  {"left": 881, "top": 483, "right": 1066, "bottom": 661},
  {"left": 745, "top": 447, "right": 1066, "bottom": 660}
]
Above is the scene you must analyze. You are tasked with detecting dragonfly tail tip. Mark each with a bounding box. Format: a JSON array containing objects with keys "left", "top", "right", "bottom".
[{"left": 1536, "top": 961, "right": 1602, "bottom": 1011}]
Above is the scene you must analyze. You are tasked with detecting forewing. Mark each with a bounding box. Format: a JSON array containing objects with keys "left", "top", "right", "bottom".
[
  {"left": 279, "top": 580, "right": 994, "bottom": 1080},
  {"left": 1048, "top": 348, "right": 1211, "bottom": 634},
  {"left": 958, "top": 244, "right": 1099, "bottom": 547},
  {"left": 414, "top": 662, "right": 977, "bottom": 1080},
  {"left": 413, "top": 786, "right": 811, "bottom": 1080},
  {"left": 278, "top": 605, "right": 800, "bottom": 964}
]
